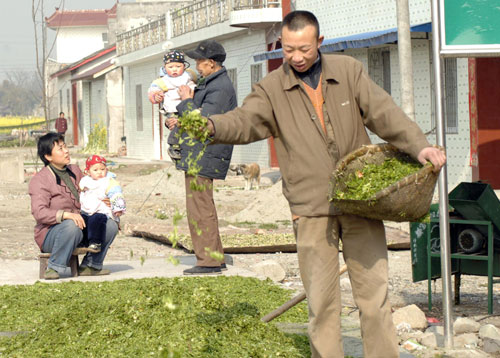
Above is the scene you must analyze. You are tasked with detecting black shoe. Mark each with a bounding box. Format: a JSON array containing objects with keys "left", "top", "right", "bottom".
[
  {"left": 221, "top": 263, "right": 228, "bottom": 271},
  {"left": 167, "top": 147, "right": 182, "bottom": 161},
  {"left": 183, "top": 266, "right": 222, "bottom": 275}
]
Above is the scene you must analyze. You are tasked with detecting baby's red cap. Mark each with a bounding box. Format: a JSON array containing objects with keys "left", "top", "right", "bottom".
[{"left": 85, "top": 154, "right": 107, "bottom": 171}]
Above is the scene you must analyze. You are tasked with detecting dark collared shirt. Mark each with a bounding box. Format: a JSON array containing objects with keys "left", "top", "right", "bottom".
[{"left": 293, "top": 55, "right": 322, "bottom": 89}]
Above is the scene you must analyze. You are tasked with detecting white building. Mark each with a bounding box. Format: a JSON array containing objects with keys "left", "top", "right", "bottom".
[
  {"left": 48, "top": 0, "right": 500, "bottom": 192},
  {"left": 46, "top": 8, "right": 112, "bottom": 64},
  {"left": 115, "top": 0, "right": 280, "bottom": 166},
  {"left": 46, "top": 1, "right": 192, "bottom": 152}
]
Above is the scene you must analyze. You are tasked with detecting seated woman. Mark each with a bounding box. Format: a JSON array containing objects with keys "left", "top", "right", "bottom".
[{"left": 28, "top": 132, "right": 118, "bottom": 279}]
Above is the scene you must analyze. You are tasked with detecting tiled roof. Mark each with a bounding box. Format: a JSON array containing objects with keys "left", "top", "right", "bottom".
[{"left": 45, "top": 7, "right": 115, "bottom": 28}]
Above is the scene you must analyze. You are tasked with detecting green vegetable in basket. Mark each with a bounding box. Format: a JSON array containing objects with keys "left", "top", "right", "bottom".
[{"left": 331, "top": 157, "right": 422, "bottom": 201}]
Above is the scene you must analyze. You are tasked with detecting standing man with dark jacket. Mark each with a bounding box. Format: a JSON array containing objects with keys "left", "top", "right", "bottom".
[
  {"left": 149, "top": 40, "right": 236, "bottom": 275},
  {"left": 55, "top": 112, "right": 68, "bottom": 135},
  {"left": 204, "top": 11, "right": 446, "bottom": 358}
]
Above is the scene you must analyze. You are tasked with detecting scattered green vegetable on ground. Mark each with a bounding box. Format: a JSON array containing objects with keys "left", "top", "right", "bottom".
[
  {"left": 0, "top": 276, "right": 309, "bottom": 357},
  {"left": 175, "top": 233, "right": 296, "bottom": 252}
]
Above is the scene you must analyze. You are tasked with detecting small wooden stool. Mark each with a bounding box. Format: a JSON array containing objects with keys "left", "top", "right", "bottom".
[{"left": 38, "top": 247, "right": 94, "bottom": 279}]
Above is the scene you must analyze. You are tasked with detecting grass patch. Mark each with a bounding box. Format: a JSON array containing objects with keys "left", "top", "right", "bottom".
[
  {"left": 0, "top": 138, "right": 37, "bottom": 148},
  {"left": 0, "top": 276, "right": 309, "bottom": 357},
  {"left": 230, "top": 222, "right": 288, "bottom": 230},
  {"left": 154, "top": 209, "right": 169, "bottom": 220},
  {"left": 230, "top": 221, "right": 257, "bottom": 228},
  {"left": 258, "top": 223, "right": 279, "bottom": 230}
]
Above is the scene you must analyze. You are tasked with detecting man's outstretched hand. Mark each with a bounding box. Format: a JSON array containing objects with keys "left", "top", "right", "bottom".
[
  {"left": 206, "top": 119, "right": 215, "bottom": 136},
  {"left": 417, "top": 146, "right": 446, "bottom": 173}
]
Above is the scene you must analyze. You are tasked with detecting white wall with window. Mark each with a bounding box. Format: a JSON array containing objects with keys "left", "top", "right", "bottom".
[
  {"left": 123, "top": 60, "right": 159, "bottom": 160},
  {"left": 368, "top": 47, "right": 391, "bottom": 95},
  {"left": 220, "top": 31, "right": 271, "bottom": 168}
]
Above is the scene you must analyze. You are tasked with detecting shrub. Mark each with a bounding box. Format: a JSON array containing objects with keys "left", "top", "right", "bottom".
[{"left": 82, "top": 121, "right": 107, "bottom": 154}]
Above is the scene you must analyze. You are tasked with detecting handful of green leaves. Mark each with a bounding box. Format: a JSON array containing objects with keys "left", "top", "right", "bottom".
[
  {"left": 176, "top": 109, "right": 211, "bottom": 189},
  {"left": 332, "top": 157, "right": 422, "bottom": 201},
  {"left": 177, "top": 109, "right": 210, "bottom": 144}
]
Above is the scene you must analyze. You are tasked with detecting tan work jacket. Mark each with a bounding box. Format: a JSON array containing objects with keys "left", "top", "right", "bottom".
[{"left": 211, "top": 53, "right": 431, "bottom": 217}]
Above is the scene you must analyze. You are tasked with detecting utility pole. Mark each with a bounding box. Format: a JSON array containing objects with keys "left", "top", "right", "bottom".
[{"left": 396, "top": 0, "right": 415, "bottom": 121}]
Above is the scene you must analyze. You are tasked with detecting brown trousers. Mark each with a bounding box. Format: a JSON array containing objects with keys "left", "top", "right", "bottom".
[
  {"left": 294, "top": 215, "right": 398, "bottom": 358},
  {"left": 185, "top": 174, "right": 224, "bottom": 267}
]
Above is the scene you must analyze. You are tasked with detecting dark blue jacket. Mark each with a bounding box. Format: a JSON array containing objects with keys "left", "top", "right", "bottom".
[{"left": 176, "top": 67, "right": 237, "bottom": 180}]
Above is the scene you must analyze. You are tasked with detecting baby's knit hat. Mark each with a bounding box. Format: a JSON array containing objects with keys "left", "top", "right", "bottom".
[{"left": 163, "top": 50, "right": 189, "bottom": 68}]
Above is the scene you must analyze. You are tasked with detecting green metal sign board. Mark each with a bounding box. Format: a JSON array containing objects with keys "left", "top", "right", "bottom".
[{"left": 440, "top": 0, "right": 500, "bottom": 56}]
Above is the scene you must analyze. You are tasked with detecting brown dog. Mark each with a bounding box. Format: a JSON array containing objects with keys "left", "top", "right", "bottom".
[{"left": 230, "top": 163, "right": 261, "bottom": 190}]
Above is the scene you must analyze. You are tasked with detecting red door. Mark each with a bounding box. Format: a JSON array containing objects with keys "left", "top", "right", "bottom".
[{"left": 476, "top": 58, "right": 500, "bottom": 188}]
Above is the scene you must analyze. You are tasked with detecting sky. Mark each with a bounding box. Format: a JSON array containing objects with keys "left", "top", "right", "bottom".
[{"left": 0, "top": 0, "right": 125, "bottom": 79}]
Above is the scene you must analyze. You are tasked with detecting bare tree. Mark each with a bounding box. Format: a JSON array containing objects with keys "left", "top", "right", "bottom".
[
  {"left": 0, "top": 71, "right": 42, "bottom": 115},
  {"left": 32, "top": 0, "right": 64, "bottom": 129}
]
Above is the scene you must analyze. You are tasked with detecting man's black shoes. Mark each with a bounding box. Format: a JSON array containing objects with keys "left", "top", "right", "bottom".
[{"left": 183, "top": 266, "right": 222, "bottom": 275}]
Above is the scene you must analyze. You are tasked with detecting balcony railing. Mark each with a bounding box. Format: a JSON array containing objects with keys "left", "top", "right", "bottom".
[
  {"left": 232, "top": 0, "right": 280, "bottom": 10},
  {"left": 116, "top": 16, "right": 167, "bottom": 56},
  {"left": 171, "top": 0, "right": 229, "bottom": 38},
  {"left": 116, "top": 0, "right": 280, "bottom": 56}
]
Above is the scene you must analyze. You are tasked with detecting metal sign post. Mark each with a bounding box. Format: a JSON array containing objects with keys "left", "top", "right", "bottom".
[
  {"left": 431, "top": 0, "right": 454, "bottom": 348},
  {"left": 432, "top": 0, "right": 500, "bottom": 348}
]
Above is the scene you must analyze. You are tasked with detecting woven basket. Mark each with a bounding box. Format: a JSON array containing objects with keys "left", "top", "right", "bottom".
[{"left": 329, "top": 143, "right": 441, "bottom": 222}]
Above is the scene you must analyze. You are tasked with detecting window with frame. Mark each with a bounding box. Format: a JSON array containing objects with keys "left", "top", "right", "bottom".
[
  {"left": 430, "top": 54, "right": 458, "bottom": 134},
  {"left": 136, "top": 84, "right": 143, "bottom": 131},
  {"left": 250, "top": 63, "right": 262, "bottom": 91},
  {"left": 227, "top": 68, "right": 238, "bottom": 93},
  {"left": 368, "top": 48, "right": 391, "bottom": 94},
  {"left": 443, "top": 58, "right": 458, "bottom": 133}
]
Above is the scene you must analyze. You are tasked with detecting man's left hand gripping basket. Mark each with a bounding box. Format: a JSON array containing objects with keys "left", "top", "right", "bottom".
[{"left": 329, "top": 143, "right": 442, "bottom": 222}]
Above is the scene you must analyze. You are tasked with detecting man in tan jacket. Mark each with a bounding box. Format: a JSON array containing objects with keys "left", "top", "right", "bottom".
[{"left": 208, "top": 11, "right": 446, "bottom": 358}]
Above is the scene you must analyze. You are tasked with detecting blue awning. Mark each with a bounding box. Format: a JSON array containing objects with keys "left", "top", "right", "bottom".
[{"left": 253, "top": 22, "right": 431, "bottom": 62}]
